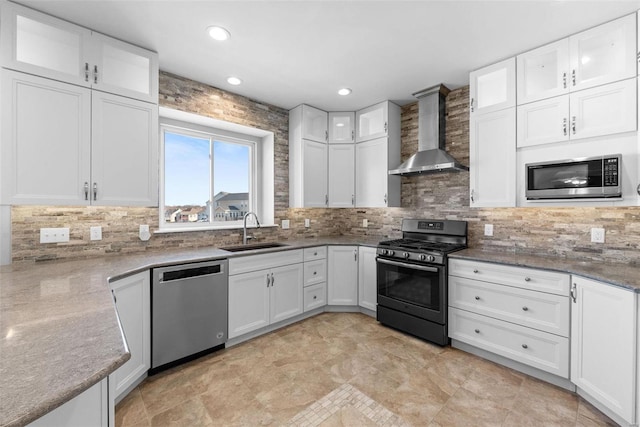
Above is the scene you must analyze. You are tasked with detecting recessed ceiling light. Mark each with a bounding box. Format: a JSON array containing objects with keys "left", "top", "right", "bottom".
[
  {"left": 227, "top": 76, "right": 242, "bottom": 85},
  {"left": 207, "top": 26, "right": 230, "bottom": 41},
  {"left": 338, "top": 88, "right": 352, "bottom": 96}
]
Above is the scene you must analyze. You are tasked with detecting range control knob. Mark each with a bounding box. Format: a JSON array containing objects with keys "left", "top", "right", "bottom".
[
  {"left": 382, "top": 249, "right": 389, "bottom": 256},
  {"left": 427, "top": 255, "right": 435, "bottom": 262},
  {"left": 403, "top": 252, "right": 410, "bottom": 260},
  {"left": 388, "top": 250, "right": 395, "bottom": 256},
  {"left": 419, "top": 254, "right": 427, "bottom": 261}
]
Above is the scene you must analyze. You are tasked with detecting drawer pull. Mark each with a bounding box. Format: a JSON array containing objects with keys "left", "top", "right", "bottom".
[
  {"left": 313, "top": 295, "right": 317, "bottom": 300},
  {"left": 522, "top": 344, "right": 528, "bottom": 349},
  {"left": 474, "top": 296, "right": 480, "bottom": 301},
  {"left": 473, "top": 269, "right": 479, "bottom": 273},
  {"left": 314, "top": 252, "right": 318, "bottom": 256},
  {"left": 522, "top": 306, "right": 528, "bottom": 311},
  {"left": 474, "top": 329, "right": 480, "bottom": 334},
  {"left": 524, "top": 277, "right": 531, "bottom": 282},
  {"left": 313, "top": 271, "right": 317, "bottom": 275}
]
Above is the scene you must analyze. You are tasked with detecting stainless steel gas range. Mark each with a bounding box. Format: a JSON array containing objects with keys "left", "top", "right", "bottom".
[{"left": 376, "top": 219, "right": 468, "bottom": 345}]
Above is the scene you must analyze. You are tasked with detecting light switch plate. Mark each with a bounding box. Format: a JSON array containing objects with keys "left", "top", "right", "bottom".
[
  {"left": 281, "top": 219, "right": 290, "bottom": 229},
  {"left": 90, "top": 226, "right": 102, "bottom": 241},
  {"left": 591, "top": 227, "right": 605, "bottom": 243},
  {"left": 304, "top": 219, "right": 310, "bottom": 228},
  {"left": 40, "top": 227, "right": 69, "bottom": 243},
  {"left": 484, "top": 224, "right": 494, "bottom": 236},
  {"left": 363, "top": 219, "right": 368, "bottom": 228}
]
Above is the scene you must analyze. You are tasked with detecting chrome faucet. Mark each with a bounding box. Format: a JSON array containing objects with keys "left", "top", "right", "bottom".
[{"left": 242, "top": 212, "right": 261, "bottom": 245}]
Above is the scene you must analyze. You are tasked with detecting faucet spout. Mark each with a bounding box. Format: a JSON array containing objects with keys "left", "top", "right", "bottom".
[{"left": 243, "top": 212, "right": 261, "bottom": 245}]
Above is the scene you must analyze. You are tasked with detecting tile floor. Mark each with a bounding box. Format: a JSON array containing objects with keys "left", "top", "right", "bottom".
[{"left": 116, "top": 312, "right": 617, "bottom": 427}]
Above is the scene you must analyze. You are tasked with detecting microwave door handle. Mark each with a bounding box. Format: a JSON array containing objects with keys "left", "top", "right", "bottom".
[{"left": 376, "top": 258, "right": 438, "bottom": 272}]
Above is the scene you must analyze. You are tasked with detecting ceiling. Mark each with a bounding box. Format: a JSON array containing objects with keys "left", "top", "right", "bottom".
[{"left": 16, "top": 0, "right": 640, "bottom": 111}]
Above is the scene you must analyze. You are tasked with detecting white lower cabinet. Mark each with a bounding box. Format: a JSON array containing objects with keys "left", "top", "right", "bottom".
[
  {"left": 327, "top": 246, "right": 358, "bottom": 306},
  {"left": 228, "top": 250, "right": 304, "bottom": 339},
  {"left": 358, "top": 246, "right": 377, "bottom": 312},
  {"left": 303, "top": 246, "right": 327, "bottom": 312},
  {"left": 304, "top": 282, "right": 327, "bottom": 311},
  {"left": 448, "top": 259, "right": 570, "bottom": 378},
  {"left": 28, "top": 378, "right": 109, "bottom": 427},
  {"left": 570, "top": 276, "right": 637, "bottom": 425},
  {"left": 108, "top": 271, "right": 150, "bottom": 403}
]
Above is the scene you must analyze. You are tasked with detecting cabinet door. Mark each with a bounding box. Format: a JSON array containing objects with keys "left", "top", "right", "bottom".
[
  {"left": 91, "top": 91, "right": 158, "bottom": 206},
  {"left": 228, "top": 270, "right": 270, "bottom": 339},
  {"left": 301, "top": 104, "right": 328, "bottom": 143},
  {"left": 356, "top": 102, "right": 388, "bottom": 142},
  {"left": 89, "top": 32, "right": 159, "bottom": 103},
  {"left": 357, "top": 246, "right": 377, "bottom": 312},
  {"left": 1, "top": 70, "right": 91, "bottom": 205},
  {"left": 328, "top": 112, "right": 355, "bottom": 143},
  {"left": 470, "top": 58, "right": 516, "bottom": 115},
  {"left": 469, "top": 108, "right": 516, "bottom": 207},
  {"left": 571, "top": 276, "right": 636, "bottom": 424},
  {"left": 327, "top": 246, "right": 358, "bottom": 305},
  {"left": 269, "top": 263, "right": 304, "bottom": 324},
  {"left": 517, "top": 39, "right": 570, "bottom": 104},
  {"left": 569, "top": 78, "right": 637, "bottom": 140},
  {"left": 355, "top": 137, "right": 388, "bottom": 207},
  {"left": 302, "top": 139, "right": 328, "bottom": 207},
  {"left": 328, "top": 144, "right": 355, "bottom": 207},
  {"left": 569, "top": 14, "right": 636, "bottom": 92},
  {"left": 0, "top": 2, "right": 91, "bottom": 88},
  {"left": 109, "top": 271, "right": 150, "bottom": 401},
  {"left": 517, "top": 95, "right": 570, "bottom": 147}
]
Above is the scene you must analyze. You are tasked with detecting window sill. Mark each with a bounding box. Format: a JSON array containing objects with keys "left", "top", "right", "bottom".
[{"left": 155, "top": 224, "right": 279, "bottom": 234}]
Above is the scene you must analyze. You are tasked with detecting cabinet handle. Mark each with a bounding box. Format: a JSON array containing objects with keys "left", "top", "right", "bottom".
[
  {"left": 354, "top": 250, "right": 357, "bottom": 261},
  {"left": 325, "top": 194, "right": 328, "bottom": 206},
  {"left": 474, "top": 296, "right": 480, "bottom": 301},
  {"left": 473, "top": 269, "right": 479, "bottom": 273},
  {"left": 84, "top": 182, "right": 89, "bottom": 201},
  {"left": 266, "top": 273, "right": 270, "bottom": 287},
  {"left": 94, "top": 65, "right": 99, "bottom": 84},
  {"left": 384, "top": 122, "right": 388, "bottom": 134},
  {"left": 637, "top": 183, "right": 640, "bottom": 196},
  {"left": 562, "top": 118, "right": 567, "bottom": 136},
  {"left": 470, "top": 98, "right": 474, "bottom": 113},
  {"left": 570, "top": 283, "right": 577, "bottom": 303},
  {"left": 111, "top": 289, "right": 117, "bottom": 304},
  {"left": 522, "top": 306, "right": 529, "bottom": 311},
  {"left": 351, "top": 194, "right": 355, "bottom": 206},
  {"left": 522, "top": 344, "right": 528, "bottom": 349},
  {"left": 474, "top": 329, "right": 480, "bottom": 334},
  {"left": 325, "top": 130, "right": 328, "bottom": 142},
  {"left": 93, "top": 182, "right": 98, "bottom": 201},
  {"left": 524, "top": 277, "right": 531, "bottom": 282},
  {"left": 470, "top": 189, "right": 474, "bottom": 203},
  {"left": 571, "top": 69, "right": 576, "bottom": 86},
  {"left": 562, "top": 72, "right": 567, "bottom": 89},
  {"left": 571, "top": 116, "right": 576, "bottom": 135},
  {"left": 84, "top": 63, "right": 90, "bottom": 82},
  {"left": 351, "top": 130, "right": 354, "bottom": 141},
  {"left": 271, "top": 272, "right": 274, "bottom": 286},
  {"left": 384, "top": 193, "right": 387, "bottom": 205}
]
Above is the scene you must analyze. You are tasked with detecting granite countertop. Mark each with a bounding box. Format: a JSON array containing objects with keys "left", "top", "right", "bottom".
[
  {"left": 450, "top": 248, "right": 640, "bottom": 293},
  {"left": 0, "top": 236, "right": 379, "bottom": 427}
]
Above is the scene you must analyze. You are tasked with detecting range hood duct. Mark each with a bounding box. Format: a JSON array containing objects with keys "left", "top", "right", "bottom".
[{"left": 389, "top": 84, "right": 469, "bottom": 176}]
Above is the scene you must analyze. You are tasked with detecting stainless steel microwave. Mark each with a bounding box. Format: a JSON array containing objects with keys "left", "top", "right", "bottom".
[{"left": 525, "top": 154, "right": 621, "bottom": 200}]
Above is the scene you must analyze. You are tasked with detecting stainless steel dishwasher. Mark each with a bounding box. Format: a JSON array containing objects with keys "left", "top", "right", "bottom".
[{"left": 150, "top": 259, "right": 228, "bottom": 374}]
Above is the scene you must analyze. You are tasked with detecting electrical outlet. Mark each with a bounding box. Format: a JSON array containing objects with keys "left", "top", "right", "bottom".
[
  {"left": 304, "top": 219, "right": 310, "bottom": 228},
  {"left": 591, "top": 227, "right": 605, "bottom": 243},
  {"left": 139, "top": 225, "right": 151, "bottom": 241},
  {"left": 40, "top": 227, "right": 70, "bottom": 244},
  {"left": 90, "top": 226, "right": 102, "bottom": 241},
  {"left": 484, "top": 224, "right": 494, "bottom": 237},
  {"left": 363, "top": 219, "right": 368, "bottom": 228},
  {"left": 281, "top": 219, "right": 290, "bottom": 229}
]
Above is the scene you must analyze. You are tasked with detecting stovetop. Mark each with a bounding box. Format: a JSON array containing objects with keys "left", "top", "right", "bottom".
[{"left": 378, "top": 238, "right": 466, "bottom": 254}]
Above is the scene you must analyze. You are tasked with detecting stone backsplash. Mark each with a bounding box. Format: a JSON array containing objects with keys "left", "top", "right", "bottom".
[{"left": 9, "top": 76, "right": 640, "bottom": 264}]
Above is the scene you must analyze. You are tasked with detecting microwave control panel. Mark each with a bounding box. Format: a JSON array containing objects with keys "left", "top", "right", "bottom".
[{"left": 604, "top": 157, "right": 619, "bottom": 186}]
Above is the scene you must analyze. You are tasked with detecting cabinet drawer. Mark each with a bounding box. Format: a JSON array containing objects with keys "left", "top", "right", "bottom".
[
  {"left": 304, "top": 259, "right": 327, "bottom": 286},
  {"left": 304, "top": 246, "right": 327, "bottom": 261},
  {"left": 449, "top": 307, "right": 569, "bottom": 378},
  {"left": 449, "top": 276, "right": 569, "bottom": 336},
  {"left": 449, "top": 259, "right": 570, "bottom": 295},
  {"left": 229, "top": 250, "right": 303, "bottom": 275},
  {"left": 304, "top": 282, "right": 326, "bottom": 312}
]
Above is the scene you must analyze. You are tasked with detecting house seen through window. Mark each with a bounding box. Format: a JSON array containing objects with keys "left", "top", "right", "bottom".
[{"left": 162, "top": 124, "right": 255, "bottom": 228}]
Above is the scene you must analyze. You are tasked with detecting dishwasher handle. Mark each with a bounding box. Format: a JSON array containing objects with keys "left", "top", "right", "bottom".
[{"left": 159, "top": 263, "right": 225, "bottom": 282}]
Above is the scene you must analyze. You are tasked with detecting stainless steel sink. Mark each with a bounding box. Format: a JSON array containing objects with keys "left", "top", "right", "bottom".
[{"left": 220, "top": 242, "right": 289, "bottom": 252}]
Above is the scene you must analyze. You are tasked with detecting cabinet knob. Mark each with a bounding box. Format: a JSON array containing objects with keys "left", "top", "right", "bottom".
[
  {"left": 522, "top": 306, "right": 528, "bottom": 311},
  {"left": 313, "top": 295, "right": 317, "bottom": 300},
  {"left": 474, "top": 296, "right": 480, "bottom": 301},
  {"left": 314, "top": 252, "right": 318, "bottom": 256},
  {"left": 522, "top": 344, "right": 528, "bottom": 349},
  {"left": 474, "top": 329, "right": 480, "bottom": 334},
  {"left": 524, "top": 277, "right": 531, "bottom": 282},
  {"left": 313, "top": 271, "right": 317, "bottom": 275},
  {"left": 473, "top": 269, "right": 479, "bottom": 273}
]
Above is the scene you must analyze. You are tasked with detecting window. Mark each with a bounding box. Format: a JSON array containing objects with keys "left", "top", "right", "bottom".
[{"left": 160, "top": 121, "right": 258, "bottom": 229}]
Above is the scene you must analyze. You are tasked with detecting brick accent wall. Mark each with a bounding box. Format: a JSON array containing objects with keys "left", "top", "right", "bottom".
[{"left": 10, "top": 76, "right": 640, "bottom": 264}]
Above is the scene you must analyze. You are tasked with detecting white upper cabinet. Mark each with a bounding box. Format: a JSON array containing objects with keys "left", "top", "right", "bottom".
[
  {"left": 0, "top": 1, "right": 158, "bottom": 103},
  {"left": 569, "top": 14, "right": 636, "bottom": 92},
  {"left": 356, "top": 101, "right": 389, "bottom": 142},
  {"left": 328, "top": 112, "right": 354, "bottom": 143},
  {"left": 470, "top": 58, "right": 516, "bottom": 115},
  {"left": 328, "top": 144, "right": 355, "bottom": 208},
  {"left": 355, "top": 136, "right": 400, "bottom": 208},
  {"left": 517, "top": 95, "right": 570, "bottom": 147},
  {"left": 517, "top": 39, "right": 570, "bottom": 104},
  {"left": 301, "top": 104, "right": 328, "bottom": 143}
]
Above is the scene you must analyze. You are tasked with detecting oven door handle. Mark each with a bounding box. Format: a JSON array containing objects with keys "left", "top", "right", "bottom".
[{"left": 376, "top": 258, "right": 439, "bottom": 272}]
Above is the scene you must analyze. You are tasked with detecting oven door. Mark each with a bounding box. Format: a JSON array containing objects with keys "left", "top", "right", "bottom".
[{"left": 376, "top": 257, "right": 446, "bottom": 324}]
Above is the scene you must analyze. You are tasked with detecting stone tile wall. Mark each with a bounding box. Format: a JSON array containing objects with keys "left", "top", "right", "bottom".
[{"left": 9, "top": 76, "right": 640, "bottom": 264}]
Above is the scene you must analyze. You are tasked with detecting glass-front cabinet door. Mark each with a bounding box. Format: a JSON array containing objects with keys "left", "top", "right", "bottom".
[
  {"left": 569, "top": 13, "right": 636, "bottom": 92},
  {"left": 0, "top": 2, "right": 91, "bottom": 87},
  {"left": 517, "top": 39, "right": 570, "bottom": 105},
  {"left": 328, "top": 112, "right": 354, "bottom": 143},
  {"left": 470, "top": 58, "right": 516, "bottom": 115},
  {"left": 355, "top": 101, "right": 388, "bottom": 142},
  {"left": 301, "top": 104, "right": 328, "bottom": 143}
]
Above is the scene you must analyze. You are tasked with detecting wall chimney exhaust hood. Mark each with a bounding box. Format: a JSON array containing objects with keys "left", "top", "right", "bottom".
[{"left": 388, "top": 84, "right": 468, "bottom": 176}]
